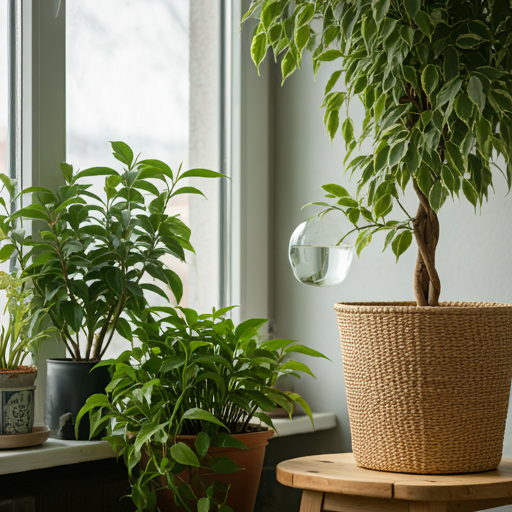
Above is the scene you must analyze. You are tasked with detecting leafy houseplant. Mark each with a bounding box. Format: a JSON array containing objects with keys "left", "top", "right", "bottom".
[
  {"left": 10, "top": 141, "right": 223, "bottom": 362},
  {"left": 2, "top": 141, "right": 224, "bottom": 440},
  {"left": 0, "top": 177, "right": 54, "bottom": 438},
  {"left": 244, "top": 1, "right": 512, "bottom": 474},
  {"left": 79, "top": 305, "right": 328, "bottom": 512}
]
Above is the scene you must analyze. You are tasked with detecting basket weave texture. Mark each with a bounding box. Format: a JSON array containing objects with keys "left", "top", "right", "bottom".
[{"left": 334, "top": 302, "right": 512, "bottom": 474}]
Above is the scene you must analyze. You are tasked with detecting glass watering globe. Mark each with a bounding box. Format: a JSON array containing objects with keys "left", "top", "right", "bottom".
[{"left": 289, "top": 213, "right": 353, "bottom": 287}]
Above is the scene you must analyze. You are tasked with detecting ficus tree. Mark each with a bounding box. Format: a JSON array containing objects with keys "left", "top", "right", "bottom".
[{"left": 244, "top": 0, "right": 512, "bottom": 306}]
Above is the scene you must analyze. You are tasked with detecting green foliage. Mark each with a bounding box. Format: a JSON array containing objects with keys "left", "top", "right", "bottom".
[
  {"left": 0, "top": 272, "right": 54, "bottom": 369},
  {"left": 1, "top": 142, "right": 225, "bottom": 361},
  {"left": 245, "top": 0, "right": 512, "bottom": 260},
  {"left": 78, "top": 306, "right": 328, "bottom": 511}
]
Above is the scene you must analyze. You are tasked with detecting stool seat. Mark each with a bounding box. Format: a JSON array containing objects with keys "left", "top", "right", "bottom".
[{"left": 276, "top": 453, "right": 512, "bottom": 512}]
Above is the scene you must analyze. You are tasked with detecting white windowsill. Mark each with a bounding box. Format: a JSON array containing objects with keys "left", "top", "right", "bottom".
[
  {"left": 271, "top": 412, "right": 337, "bottom": 438},
  {"left": 0, "top": 438, "right": 115, "bottom": 476},
  {"left": 0, "top": 412, "right": 337, "bottom": 476}
]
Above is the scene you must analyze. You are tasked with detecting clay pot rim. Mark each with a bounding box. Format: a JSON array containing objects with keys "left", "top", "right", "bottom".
[
  {"left": 335, "top": 301, "right": 512, "bottom": 314},
  {"left": 0, "top": 365, "right": 37, "bottom": 374}
]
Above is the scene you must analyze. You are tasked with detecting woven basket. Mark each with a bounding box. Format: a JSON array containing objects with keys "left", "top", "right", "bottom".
[{"left": 334, "top": 302, "right": 512, "bottom": 474}]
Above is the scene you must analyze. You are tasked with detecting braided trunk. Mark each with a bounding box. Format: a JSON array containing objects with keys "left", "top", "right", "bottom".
[{"left": 412, "top": 180, "right": 441, "bottom": 307}]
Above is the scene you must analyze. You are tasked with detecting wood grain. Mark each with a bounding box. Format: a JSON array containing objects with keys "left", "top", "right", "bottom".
[
  {"left": 322, "top": 493, "right": 408, "bottom": 512},
  {"left": 299, "top": 490, "right": 324, "bottom": 512},
  {"left": 277, "top": 453, "right": 512, "bottom": 502}
]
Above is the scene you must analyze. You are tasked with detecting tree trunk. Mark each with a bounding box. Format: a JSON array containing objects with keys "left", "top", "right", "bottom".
[{"left": 412, "top": 181, "right": 441, "bottom": 307}]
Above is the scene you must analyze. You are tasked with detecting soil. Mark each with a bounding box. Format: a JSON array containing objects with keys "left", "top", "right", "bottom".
[{"left": 0, "top": 365, "right": 37, "bottom": 376}]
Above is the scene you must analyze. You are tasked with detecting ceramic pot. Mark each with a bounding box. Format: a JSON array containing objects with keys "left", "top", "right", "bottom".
[
  {"left": 335, "top": 301, "right": 512, "bottom": 474},
  {"left": 0, "top": 366, "right": 37, "bottom": 435},
  {"left": 152, "top": 429, "right": 274, "bottom": 512},
  {"left": 45, "top": 359, "right": 110, "bottom": 440}
]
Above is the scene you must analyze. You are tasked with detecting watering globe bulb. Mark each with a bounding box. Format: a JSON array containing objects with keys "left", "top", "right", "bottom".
[{"left": 288, "top": 213, "right": 353, "bottom": 287}]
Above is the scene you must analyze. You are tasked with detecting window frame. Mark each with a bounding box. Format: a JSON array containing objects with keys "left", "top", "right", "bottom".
[{"left": 17, "top": 0, "right": 274, "bottom": 422}]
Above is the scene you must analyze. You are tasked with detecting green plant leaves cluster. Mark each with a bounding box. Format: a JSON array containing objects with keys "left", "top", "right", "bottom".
[
  {"left": 0, "top": 142, "right": 225, "bottom": 361},
  {"left": 78, "top": 306, "right": 328, "bottom": 511},
  {"left": 245, "top": 0, "right": 512, "bottom": 260}
]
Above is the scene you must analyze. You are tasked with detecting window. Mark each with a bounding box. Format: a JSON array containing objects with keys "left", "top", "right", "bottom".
[{"left": 66, "top": 1, "right": 224, "bottom": 356}]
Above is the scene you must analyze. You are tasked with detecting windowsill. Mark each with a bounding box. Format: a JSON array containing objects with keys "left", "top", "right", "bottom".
[
  {"left": 271, "top": 412, "right": 337, "bottom": 438},
  {"left": 0, "top": 438, "right": 115, "bottom": 476},
  {"left": 0, "top": 412, "right": 337, "bottom": 476}
]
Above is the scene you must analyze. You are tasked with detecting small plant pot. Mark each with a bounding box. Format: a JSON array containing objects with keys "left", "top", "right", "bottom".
[
  {"left": 45, "top": 359, "right": 110, "bottom": 440},
  {"left": 0, "top": 366, "right": 37, "bottom": 435},
  {"left": 152, "top": 429, "right": 274, "bottom": 512},
  {"left": 335, "top": 302, "right": 512, "bottom": 474}
]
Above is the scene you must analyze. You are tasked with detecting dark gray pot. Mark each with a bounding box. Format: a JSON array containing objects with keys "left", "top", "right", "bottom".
[{"left": 45, "top": 359, "right": 111, "bottom": 440}]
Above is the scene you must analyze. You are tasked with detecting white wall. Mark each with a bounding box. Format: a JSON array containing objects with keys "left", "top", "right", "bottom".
[{"left": 269, "top": 55, "right": 512, "bottom": 462}]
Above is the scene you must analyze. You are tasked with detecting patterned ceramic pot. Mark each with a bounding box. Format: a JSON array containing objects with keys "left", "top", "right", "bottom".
[{"left": 0, "top": 367, "right": 37, "bottom": 435}]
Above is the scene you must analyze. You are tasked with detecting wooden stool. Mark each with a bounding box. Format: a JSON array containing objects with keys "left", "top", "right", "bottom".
[{"left": 276, "top": 453, "right": 512, "bottom": 512}]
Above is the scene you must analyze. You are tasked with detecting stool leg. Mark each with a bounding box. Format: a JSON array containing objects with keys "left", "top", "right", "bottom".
[
  {"left": 409, "top": 502, "right": 447, "bottom": 512},
  {"left": 299, "top": 490, "right": 324, "bottom": 512}
]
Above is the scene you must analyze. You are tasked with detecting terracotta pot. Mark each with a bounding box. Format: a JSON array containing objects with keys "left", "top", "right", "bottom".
[
  {"left": 0, "top": 366, "right": 37, "bottom": 435},
  {"left": 155, "top": 429, "right": 274, "bottom": 512},
  {"left": 335, "top": 302, "right": 512, "bottom": 474}
]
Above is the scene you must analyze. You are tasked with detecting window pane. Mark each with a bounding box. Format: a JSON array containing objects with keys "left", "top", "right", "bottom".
[
  {"left": 67, "top": 1, "right": 222, "bottom": 356},
  {"left": 0, "top": 5, "right": 6, "bottom": 179}
]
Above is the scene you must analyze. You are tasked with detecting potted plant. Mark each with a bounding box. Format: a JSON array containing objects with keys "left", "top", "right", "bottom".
[
  {"left": 6, "top": 141, "right": 224, "bottom": 439},
  {"left": 244, "top": 1, "right": 512, "bottom": 474},
  {"left": 79, "top": 305, "right": 328, "bottom": 511},
  {"left": 0, "top": 176, "right": 55, "bottom": 444}
]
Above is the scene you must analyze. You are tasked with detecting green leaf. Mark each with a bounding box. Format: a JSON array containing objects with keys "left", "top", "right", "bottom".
[
  {"left": 280, "top": 361, "right": 315, "bottom": 378},
  {"left": 179, "top": 168, "right": 227, "bottom": 180},
  {"left": 372, "top": 0, "right": 390, "bottom": 24},
  {"left": 405, "top": 0, "right": 420, "bottom": 19},
  {"left": 170, "top": 442, "right": 200, "bottom": 467},
  {"left": 295, "top": 24, "right": 310, "bottom": 52},
  {"left": 210, "top": 456, "right": 243, "bottom": 474},
  {"left": 468, "top": 76, "right": 486, "bottom": 114},
  {"left": 327, "top": 110, "right": 339, "bottom": 141},
  {"left": 342, "top": 118, "right": 354, "bottom": 145},
  {"left": 374, "top": 193, "right": 392, "bottom": 219},
  {"left": 195, "top": 431, "right": 210, "bottom": 460},
  {"left": 288, "top": 392, "right": 314, "bottom": 426},
  {"left": 456, "top": 33, "right": 484, "bottom": 49},
  {"left": 0, "top": 244, "right": 15, "bottom": 262},
  {"left": 171, "top": 186, "right": 206, "bottom": 199},
  {"left": 445, "top": 141, "right": 465, "bottom": 173},
  {"left": 61, "top": 301, "right": 84, "bottom": 333},
  {"left": 325, "top": 70, "right": 342, "bottom": 95},
  {"left": 10, "top": 205, "right": 51, "bottom": 223},
  {"left": 116, "top": 317, "right": 132, "bottom": 342},
  {"left": 391, "top": 230, "right": 413, "bottom": 261},
  {"left": 416, "top": 164, "right": 433, "bottom": 197},
  {"left": 321, "top": 184, "right": 349, "bottom": 198},
  {"left": 421, "top": 65, "right": 438, "bottom": 99},
  {"left": 454, "top": 93, "right": 473, "bottom": 124},
  {"left": 476, "top": 117, "right": 491, "bottom": 158},
  {"left": 443, "top": 46, "right": 459, "bottom": 82},
  {"left": 284, "top": 344, "right": 331, "bottom": 361},
  {"left": 462, "top": 179, "right": 477, "bottom": 207},
  {"left": 211, "top": 433, "right": 248, "bottom": 451},
  {"left": 106, "top": 267, "right": 123, "bottom": 296},
  {"left": 281, "top": 51, "right": 296, "bottom": 84},
  {"left": 181, "top": 408, "right": 226, "bottom": 428},
  {"left": 388, "top": 140, "right": 408, "bottom": 167},
  {"left": 138, "top": 159, "right": 173, "bottom": 180},
  {"left": 73, "top": 167, "right": 118, "bottom": 182},
  {"left": 110, "top": 141, "right": 134, "bottom": 167},
  {"left": 429, "top": 181, "right": 445, "bottom": 213},
  {"left": 198, "top": 498, "right": 210, "bottom": 512},
  {"left": 251, "top": 31, "right": 267, "bottom": 72},
  {"left": 436, "top": 77, "right": 462, "bottom": 107},
  {"left": 317, "top": 49, "right": 343, "bottom": 62},
  {"left": 414, "top": 11, "right": 432, "bottom": 38}
]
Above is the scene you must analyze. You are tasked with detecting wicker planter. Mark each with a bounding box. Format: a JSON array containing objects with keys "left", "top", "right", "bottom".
[{"left": 334, "top": 302, "right": 512, "bottom": 474}]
